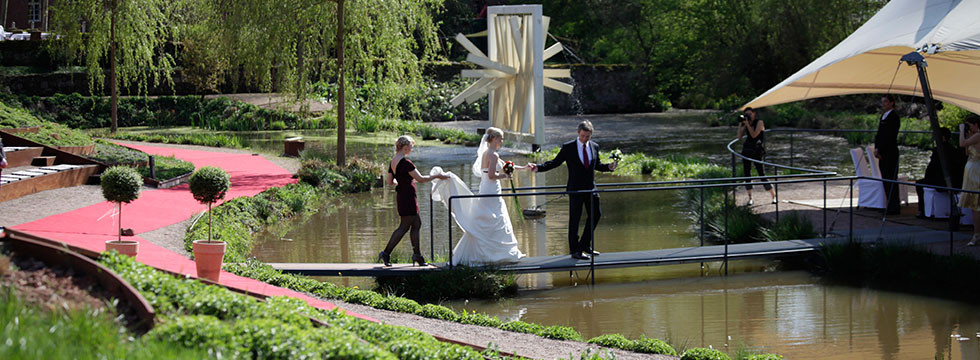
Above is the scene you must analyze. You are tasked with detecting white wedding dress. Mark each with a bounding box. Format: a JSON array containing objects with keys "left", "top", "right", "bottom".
[{"left": 430, "top": 159, "right": 526, "bottom": 266}]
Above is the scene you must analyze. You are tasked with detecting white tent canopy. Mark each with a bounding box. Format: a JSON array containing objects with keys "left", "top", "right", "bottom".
[{"left": 743, "top": 0, "right": 980, "bottom": 114}]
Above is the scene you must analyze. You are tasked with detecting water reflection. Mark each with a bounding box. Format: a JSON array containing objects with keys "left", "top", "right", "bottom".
[{"left": 443, "top": 271, "right": 980, "bottom": 360}]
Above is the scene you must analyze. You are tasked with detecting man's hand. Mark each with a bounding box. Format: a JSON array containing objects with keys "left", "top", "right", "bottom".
[
  {"left": 0, "top": 159, "right": 6, "bottom": 169},
  {"left": 609, "top": 161, "right": 618, "bottom": 171},
  {"left": 527, "top": 163, "right": 537, "bottom": 172},
  {"left": 874, "top": 148, "right": 880, "bottom": 159}
]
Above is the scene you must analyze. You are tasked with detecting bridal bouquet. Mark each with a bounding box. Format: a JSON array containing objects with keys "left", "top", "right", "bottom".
[
  {"left": 502, "top": 161, "right": 524, "bottom": 220},
  {"left": 609, "top": 149, "right": 623, "bottom": 162}
]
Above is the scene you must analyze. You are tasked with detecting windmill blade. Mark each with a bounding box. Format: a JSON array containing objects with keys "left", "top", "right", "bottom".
[
  {"left": 543, "top": 43, "right": 564, "bottom": 61},
  {"left": 509, "top": 16, "right": 526, "bottom": 67},
  {"left": 466, "top": 78, "right": 510, "bottom": 104},
  {"left": 461, "top": 69, "right": 510, "bottom": 78},
  {"left": 544, "top": 78, "right": 573, "bottom": 94},
  {"left": 451, "top": 77, "right": 496, "bottom": 107},
  {"left": 466, "top": 53, "right": 518, "bottom": 75},
  {"left": 454, "top": 33, "right": 488, "bottom": 59},
  {"left": 543, "top": 69, "right": 570, "bottom": 78},
  {"left": 542, "top": 16, "right": 550, "bottom": 36}
]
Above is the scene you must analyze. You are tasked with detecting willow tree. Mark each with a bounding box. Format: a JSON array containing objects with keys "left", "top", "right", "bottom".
[
  {"left": 49, "top": 0, "right": 181, "bottom": 133},
  {"left": 210, "top": 0, "right": 441, "bottom": 165}
]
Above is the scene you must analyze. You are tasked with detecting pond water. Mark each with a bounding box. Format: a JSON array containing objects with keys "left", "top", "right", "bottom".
[{"left": 246, "top": 113, "right": 961, "bottom": 359}]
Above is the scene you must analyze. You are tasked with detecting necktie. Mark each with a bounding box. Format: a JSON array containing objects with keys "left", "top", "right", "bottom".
[{"left": 582, "top": 143, "right": 590, "bottom": 168}]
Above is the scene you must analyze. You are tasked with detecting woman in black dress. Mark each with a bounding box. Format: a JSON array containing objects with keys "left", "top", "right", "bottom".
[
  {"left": 379, "top": 135, "right": 448, "bottom": 266},
  {"left": 737, "top": 107, "right": 776, "bottom": 205}
]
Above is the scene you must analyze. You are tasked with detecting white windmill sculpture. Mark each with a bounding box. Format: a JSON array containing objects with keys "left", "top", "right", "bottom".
[{"left": 450, "top": 5, "right": 573, "bottom": 148}]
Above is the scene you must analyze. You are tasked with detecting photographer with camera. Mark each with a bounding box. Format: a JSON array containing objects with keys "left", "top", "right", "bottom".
[{"left": 736, "top": 107, "right": 775, "bottom": 205}]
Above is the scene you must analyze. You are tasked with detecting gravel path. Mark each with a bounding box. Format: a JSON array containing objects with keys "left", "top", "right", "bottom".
[{"left": 320, "top": 296, "right": 675, "bottom": 360}]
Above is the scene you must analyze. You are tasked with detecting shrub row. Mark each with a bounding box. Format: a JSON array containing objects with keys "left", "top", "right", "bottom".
[
  {"left": 93, "top": 130, "right": 247, "bottom": 149},
  {"left": 1, "top": 93, "right": 306, "bottom": 131},
  {"left": 224, "top": 259, "right": 594, "bottom": 343},
  {"left": 99, "top": 252, "right": 485, "bottom": 359}
]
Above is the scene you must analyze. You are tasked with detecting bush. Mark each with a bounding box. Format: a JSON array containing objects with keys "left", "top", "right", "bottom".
[
  {"left": 145, "top": 315, "right": 247, "bottom": 358},
  {"left": 418, "top": 304, "right": 459, "bottom": 322},
  {"left": 458, "top": 310, "right": 503, "bottom": 328},
  {"left": 706, "top": 204, "right": 767, "bottom": 244},
  {"left": 189, "top": 166, "right": 231, "bottom": 205},
  {"left": 761, "top": 211, "right": 816, "bottom": 241},
  {"left": 587, "top": 334, "right": 635, "bottom": 350},
  {"left": 499, "top": 320, "right": 543, "bottom": 334},
  {"left": 541, "top": 325, "right": 583, "bottom": 341},
  {"left": 634, "top": 337, "right": 677, "bottom": 355},
  {"left": 138, "top": 155, "right": 195, "bottom": 180},
  {"left": 374, "top": 264, "right": 518, "bottom": 302},
  {"left": 100, "top": 166, "right": 143, "bottom": 203},
  {"left": 681, "top": 347, "right": 731, "bottom": 360}
]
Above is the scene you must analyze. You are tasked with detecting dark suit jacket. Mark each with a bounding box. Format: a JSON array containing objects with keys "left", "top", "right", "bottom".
[
  {"left": 536, "top": 140, "right": 612, "bottom": 191},
  {"left": 874, "top": 110, "right": 900, "bottom": 157},
  {"left": 922, "top": 142, "right": 966, "bottom": 188}
]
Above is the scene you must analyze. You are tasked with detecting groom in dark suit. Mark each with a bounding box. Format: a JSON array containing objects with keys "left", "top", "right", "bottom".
[{"left": 531, "top": 120, "right": 618, "bottom": 260}]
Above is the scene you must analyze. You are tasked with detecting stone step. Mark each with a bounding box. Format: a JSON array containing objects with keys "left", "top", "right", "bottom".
[
  {"left": 39, "top": 164, "right": 79, "bottom": 171},
  {"left": 31, "top": 156, "right": 57, "bottom": 166}
]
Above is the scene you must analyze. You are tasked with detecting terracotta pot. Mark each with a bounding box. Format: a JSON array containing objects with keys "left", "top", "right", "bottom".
[
  {"left": 192, "top": 240, "right": 226, "bottom": 282},
  {"left": 105, "top": 240, "right": 139, "bottom": 257}
]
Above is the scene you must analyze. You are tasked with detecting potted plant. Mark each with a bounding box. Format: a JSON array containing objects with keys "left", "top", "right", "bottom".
[
  {"left": 188, "top": 166, "right": 231, "bottom": 282},
  {"left": 101, "top": 166, "right": 143, "bottom": 256}
]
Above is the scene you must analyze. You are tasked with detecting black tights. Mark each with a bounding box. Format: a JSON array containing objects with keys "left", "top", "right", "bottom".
[{"left": 384, "top": 215, "right": 422, "bottom": 255}]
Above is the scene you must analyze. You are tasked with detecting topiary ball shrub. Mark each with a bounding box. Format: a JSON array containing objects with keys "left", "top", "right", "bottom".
[
  {"left": 681, "top": 347, "right": 731, "bottom": 360},
  {"left": 189, "top": 166, "right": 231, "bottom": 205},
  {"left": 634, "top": 337, "right": 677, "bottom": 355},
  {"left": 587, "top": 334, "right": 635, "bottom": 351},
  {"left": 101, "top": 166, "right": 143, "bottom": 204}
]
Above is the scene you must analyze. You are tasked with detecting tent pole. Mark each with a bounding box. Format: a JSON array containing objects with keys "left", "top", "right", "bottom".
[{"left": 902, "top": 51, "right": 958, "bottom": 232}]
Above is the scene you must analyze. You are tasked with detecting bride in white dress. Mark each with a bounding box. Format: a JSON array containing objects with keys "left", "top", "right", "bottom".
[{"left": 430, "top": 127, "right": 529, "bottom": 266}]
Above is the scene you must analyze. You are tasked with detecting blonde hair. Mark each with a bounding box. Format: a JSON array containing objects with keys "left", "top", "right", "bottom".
[
  {"left": 484, "top": 127, "right": 504, "bottom": 142},
  {"left": 395, "top": 135, "right": 414, "bottom": 151}
]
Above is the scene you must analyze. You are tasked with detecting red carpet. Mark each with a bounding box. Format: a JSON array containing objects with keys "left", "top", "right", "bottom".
[{"left": 12, "top": 143, "right": 374, "bottom": 321}]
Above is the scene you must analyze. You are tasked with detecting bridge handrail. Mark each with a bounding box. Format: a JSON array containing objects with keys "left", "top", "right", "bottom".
[{"left": 442, "top": 174, "right": 980, "bottom": 279}]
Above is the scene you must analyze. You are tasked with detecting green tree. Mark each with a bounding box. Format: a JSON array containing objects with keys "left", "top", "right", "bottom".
[
  {"left": 512, "top": 0, "right": 884, "bottom": 109},
  {"left": 49, "top": 0, "right": 182, "bottom": 133},
  {"left": 205, "top": 0, "right": 441, "bottom": 165}
]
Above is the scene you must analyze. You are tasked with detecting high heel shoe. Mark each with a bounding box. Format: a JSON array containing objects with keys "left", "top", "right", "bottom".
[
  {"left": 412, "top": 253, "right": 427, "bottom": 267},
  {"left": 378, "top": 251, "right": 392, "bottom": 267}
]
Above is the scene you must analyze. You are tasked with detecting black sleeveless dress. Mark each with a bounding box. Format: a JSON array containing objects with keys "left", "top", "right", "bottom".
[
  {"left": 741, "top": 121, "right": 765, "bottom": 158},
  {"left": 388, "top": 158, "right": 419, "bottom": 216}
]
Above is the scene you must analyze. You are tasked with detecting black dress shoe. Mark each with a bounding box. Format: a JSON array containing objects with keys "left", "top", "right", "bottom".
[
  {"left": 585, "top": 249, "right": 601, "bottom": 256},
  {"left": 571, "top": 252, "right": 591, "bottom": 260}
]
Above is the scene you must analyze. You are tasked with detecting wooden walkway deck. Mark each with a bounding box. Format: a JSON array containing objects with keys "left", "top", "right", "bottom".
[{"left": 269, "top": 224, "right": 973, "bottom": 277}]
